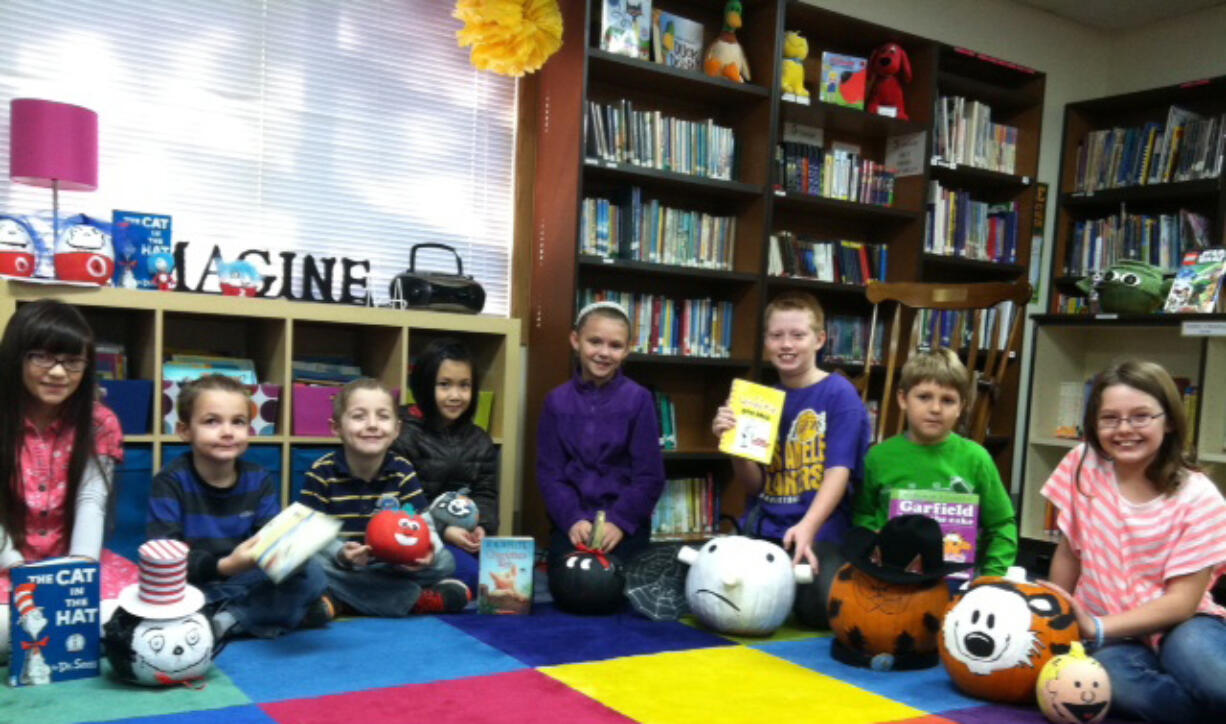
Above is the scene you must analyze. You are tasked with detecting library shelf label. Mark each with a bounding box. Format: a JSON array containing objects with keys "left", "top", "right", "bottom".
[{"left": 1182, "top": 321, "right": 1226, "bottom": 337}]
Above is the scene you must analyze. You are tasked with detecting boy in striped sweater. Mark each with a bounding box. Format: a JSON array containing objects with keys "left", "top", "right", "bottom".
[
  {"left": 300, "top": 378, "right": 468, "bottom": 616},
  {"left": 148, "top": 375, "right": 329, "bottom": 640}
]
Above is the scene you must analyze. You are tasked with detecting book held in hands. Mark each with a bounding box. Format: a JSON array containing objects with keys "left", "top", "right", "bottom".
[
  {"left": 250, "top": 502, "right": 342, "bottom": 583},
  {"left": 719, "top": 379, "right": 786, "bottom": 464},
  {"left": 888, "top": 489, "right": 979, "bottom": 580},
  {"left": 477, "top": 537, "right": 535, "bottom": 614},
  {"left": 7, "top": 557, "right": 101, "bottom": 686}
]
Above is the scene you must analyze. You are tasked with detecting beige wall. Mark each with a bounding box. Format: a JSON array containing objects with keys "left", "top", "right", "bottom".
[{"left": 1105, "top": 3, "right": 1226, "bottom": 93}]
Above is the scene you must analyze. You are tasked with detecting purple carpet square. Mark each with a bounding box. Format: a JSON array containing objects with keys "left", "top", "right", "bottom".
[
  {"left": 754, "top": 637, "right": 980, "bottom": 713},
  {"left": 938, "top": 704, "right": 1131, "bottom": 724},
  {"left": 442, "top": 603, "right": 731, "bottom": 666},
  {"left": 215, "top": 616, "right": 525, "bottom": 702},
  {"left": 83, "top": 705, "right": 277, "bottom": 724}
]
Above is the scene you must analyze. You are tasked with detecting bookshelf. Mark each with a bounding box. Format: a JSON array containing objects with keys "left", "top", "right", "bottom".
[
  {"left": 522, "top": 0, "right": 1045, "bottom": 544},
  {"left": 1018, "top": 76, "right": 1226, "bottom": 552},
  {"left": 0, "top": 282, "right": 523, "bottom": 536}
]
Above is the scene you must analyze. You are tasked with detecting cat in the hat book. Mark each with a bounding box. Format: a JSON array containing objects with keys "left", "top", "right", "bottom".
[{"left": 7, "top": 557, "right": 101, "bottom": 686}]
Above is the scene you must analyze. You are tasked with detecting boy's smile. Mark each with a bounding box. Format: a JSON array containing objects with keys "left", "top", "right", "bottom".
[
  {"left": 764, "top": 309, "right": 825, "bottom": 385},
  {"left": 332, "top": 387, "right": 400, "bottom": 458},
  {"left": 899, "top": 380, "right": 963, "bottom": 445},
  {"left": 179, "top": 389, "right": 251, "bottom": 465}
]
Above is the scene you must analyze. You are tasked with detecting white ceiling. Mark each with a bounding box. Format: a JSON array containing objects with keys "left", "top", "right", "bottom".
[{"left": 1011, "top": 0, "right": 1226, "bottom": 30}]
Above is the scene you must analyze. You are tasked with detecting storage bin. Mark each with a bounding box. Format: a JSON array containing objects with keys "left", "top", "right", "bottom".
[{"left": 99, "top": 379, "right": 154, "bottom": 435}]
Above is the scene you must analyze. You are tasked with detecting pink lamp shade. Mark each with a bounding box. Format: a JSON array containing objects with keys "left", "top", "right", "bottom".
[{"left": 9, "top": 98, "right": 98, "bottom": 190}]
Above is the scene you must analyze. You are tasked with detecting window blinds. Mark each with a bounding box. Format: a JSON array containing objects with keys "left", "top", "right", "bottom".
[{"left": 0, "top": 0, "right": 517, "bottom": 314}]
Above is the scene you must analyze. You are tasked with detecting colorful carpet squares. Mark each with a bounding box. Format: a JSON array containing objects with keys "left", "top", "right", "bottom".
[{"left": 1, "top": 604, "right": 1128, "bottom": 724}]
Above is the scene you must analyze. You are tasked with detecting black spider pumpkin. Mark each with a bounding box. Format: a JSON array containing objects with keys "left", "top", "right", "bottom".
[{"left": 548, "top": 547, "right": 626, "bottom": 614}]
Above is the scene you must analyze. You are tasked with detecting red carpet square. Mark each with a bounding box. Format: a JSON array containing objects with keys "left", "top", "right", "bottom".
[{"left": 261, "top": 668, "right": 636, "bottom": 724}]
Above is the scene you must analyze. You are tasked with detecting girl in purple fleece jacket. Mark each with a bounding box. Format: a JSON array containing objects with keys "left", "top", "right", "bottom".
[{"left": 537, "top": 301, "right": 665, "bottom": 565}]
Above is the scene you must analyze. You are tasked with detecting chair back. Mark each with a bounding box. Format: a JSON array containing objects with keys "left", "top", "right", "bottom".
[{"left": 861, "top": 280, "right": 1031, "bottom": 444}]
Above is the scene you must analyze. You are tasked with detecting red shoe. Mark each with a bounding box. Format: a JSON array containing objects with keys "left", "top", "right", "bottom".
[{"left": 411, "top": 579, "right": 472, "bottom": 614}]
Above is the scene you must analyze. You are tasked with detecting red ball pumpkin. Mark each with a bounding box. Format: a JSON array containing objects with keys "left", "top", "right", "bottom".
[
  {"left": 827, "top": 563, "right": 951, "bottom": 670},
  {"left": 366, "top": 509, "right": 434, "bottom": 565},
  {"left": 939, "top": 571, "right": 1081, "bottom": 704}
]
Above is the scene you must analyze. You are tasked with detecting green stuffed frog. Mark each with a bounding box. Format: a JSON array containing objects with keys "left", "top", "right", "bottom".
[{"left": 1076, "top": 259, "right": 1169, "bottom": 314}]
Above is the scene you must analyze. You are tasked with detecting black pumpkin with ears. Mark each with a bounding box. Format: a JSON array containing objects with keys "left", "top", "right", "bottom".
[{"left": 548, "top": 547, "right": 626, "bottom": 614}]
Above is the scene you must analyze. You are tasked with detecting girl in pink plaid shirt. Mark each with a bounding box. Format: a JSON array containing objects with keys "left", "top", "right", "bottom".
[{"left": 0, "top": 299, "right": 133, "bottom": 660}]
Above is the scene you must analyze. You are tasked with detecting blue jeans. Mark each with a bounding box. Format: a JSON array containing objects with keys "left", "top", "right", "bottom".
[
  {"left": 446, "top": 544, "right": 479, "bottom": 592},
  {"left": 201, "top": 559, "right": 327, "bottom": 638},
  {"left": 1092, "top": 614, "right": 1226, "bottom": 723},
  {"left": 316, "top": 545, "right": 455, "bottom": 617}
]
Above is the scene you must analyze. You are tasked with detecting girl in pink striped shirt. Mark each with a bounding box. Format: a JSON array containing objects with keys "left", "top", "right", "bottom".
[{"left": 1041, "top": 359, "right": 1226, "bottom": 723}]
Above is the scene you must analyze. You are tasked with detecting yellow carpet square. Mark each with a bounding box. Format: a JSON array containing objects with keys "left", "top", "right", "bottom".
[
  {"left": 680, "top": 615, "right": 832, "bottom": 644},
  {"left": 543, "top": 646, "right": 925, "bottom": 724}
]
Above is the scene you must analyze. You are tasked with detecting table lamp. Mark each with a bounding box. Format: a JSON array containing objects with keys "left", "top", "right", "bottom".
[{"left": 8, "top": 98, "right": 99, "bottom": 247}]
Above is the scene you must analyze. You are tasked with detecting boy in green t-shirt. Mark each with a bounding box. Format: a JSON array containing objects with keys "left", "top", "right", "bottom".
[{"left": 852, "top": 348, "right": 1017, "bottom": 576}]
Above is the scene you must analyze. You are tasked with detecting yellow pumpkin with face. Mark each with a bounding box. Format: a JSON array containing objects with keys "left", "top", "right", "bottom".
[{"left": 1036, "top": 641, "right": 1111, "bottom": 724}]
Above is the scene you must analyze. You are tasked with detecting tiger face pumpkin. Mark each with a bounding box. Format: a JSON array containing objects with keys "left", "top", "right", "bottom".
[
  {"left": 939, "top": 568, "right": 1081, "bottom": 703},
  {"left": 827, "top": 563, "right": 951, "bottom": 670}
]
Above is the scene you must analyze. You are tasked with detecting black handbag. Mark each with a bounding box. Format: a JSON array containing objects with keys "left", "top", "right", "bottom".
[{"left": 389, "top": 243, "right": 485, "bottom": 314}]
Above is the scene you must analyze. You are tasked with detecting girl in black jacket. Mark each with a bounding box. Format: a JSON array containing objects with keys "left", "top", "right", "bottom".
[{"left": 391, "top": 339, "right": 498, "bottom": 591}]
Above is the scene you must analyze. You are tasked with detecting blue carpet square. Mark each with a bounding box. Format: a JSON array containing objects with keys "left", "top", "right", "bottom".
[
  {"left": 754, "top": 637, "right": 981, "bottom": 713},
  {"left": 442, "top": 603, "right": 732, "bottom": 667},
  {"left": 84, "top": 705, "right": 277, "bottom": 724},
  {"left": 216, "top": 616, "right": 526, "bottom": 702}
]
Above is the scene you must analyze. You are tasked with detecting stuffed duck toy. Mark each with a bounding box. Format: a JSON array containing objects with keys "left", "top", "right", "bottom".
[{"left": 704, "top": 0, "right": 750, "bottom": 82}]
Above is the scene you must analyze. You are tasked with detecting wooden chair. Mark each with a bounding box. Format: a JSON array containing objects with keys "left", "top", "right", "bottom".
[{"left": 861, "top": 280, "right": 1032, "bottom": 444}]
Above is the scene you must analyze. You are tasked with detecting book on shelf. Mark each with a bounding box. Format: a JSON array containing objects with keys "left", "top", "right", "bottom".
[
  {"left": 774, "top": 139, "right": 896, "bottom": 206},
  {"left": 111, "top": 210, "right": 172, "bottom": 290},
  {"left": 889, "top": 489, "right": 979, "bottom": 580},
  {"left": 578, "top": 288, "right": 734, "bottom": 359},
  {"left": 925, "top": 180, "right": 1018, "bottom": 263},
  {"left": 650, "top": 474, "right": 718, "bottom": 540},
  {"left": 250, "top": 502, "right": 343, "bottom": 584},
  {"left": 649, "top": 387, "right": 677, "bottom": 450},
  {"left": 1074, "top": 108, "right": 1225, "bottom": 192},
  {"left": 818, "top": 52, "right": 867, "bottom": 109},
  {"left": 599, "top": 0, "right": 651, "bottom": 60},
  {"left": 162, "top": 359, "right": 258, "bottom": 385},
  {"left": 932, "top": 95, "right": 1018, "bottom": 174},
  {"left": 1163, "top": 247, "right": 1226, "bottom": 313},
  {"left": 1055, "top": 381, "right": 1084, "bottom": 439},
  {"left": 912, "top": 304, "right": 1015, "bottom": 352},
  {"left": 768, "top": 232, "right": 887, "bottom": 285},
  {"left": 7, "top": 557, "right": 101, "bottom": 686},
  {"left": 1064, "top": 207, "right": 1207, "bottom": 276},
  {"left": 95, "top": 342, "right": 127, "bottom": 381},
  {"left": 650, "top": 8, "right": 702, "bottom": 70},
  {"left": 578, "top": 187, "right": 736, "bottom": 269},
  {"left": 477, "top": 537, "right": 535, "bottom": 615},
  {"left": 823, "top": 315, "right": 885, "bottom": 365},
  {"left": 718, "top": 379, "right": 785, "bottom": 464},
  {"left": 584, "top": 100, "right": 734, "bottom": 180}
]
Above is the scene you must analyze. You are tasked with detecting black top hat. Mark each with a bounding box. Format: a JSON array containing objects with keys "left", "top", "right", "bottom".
[{"left": 840, "top": 514, "right": 972, "bottom": 585}]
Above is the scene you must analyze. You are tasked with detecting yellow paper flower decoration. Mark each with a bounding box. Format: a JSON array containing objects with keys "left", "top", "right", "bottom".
[{"left": 454, "top": 0, "right": 563, "bottom": 77}]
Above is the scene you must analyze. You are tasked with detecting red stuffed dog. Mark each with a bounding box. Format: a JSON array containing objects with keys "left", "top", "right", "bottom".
[{"left": 867, "top": 43, "right": 911, "bottom": 120}]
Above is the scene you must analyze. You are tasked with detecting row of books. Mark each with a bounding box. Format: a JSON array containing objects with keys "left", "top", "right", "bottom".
[
  {"left": 1063, "top": 207, "right": 1209, "bottom": 275},
  {"left": 924, "top": 181, "right": 1020, "bottom": 263},
  {"left": 767, "top": 232, "right": 887, "bottom": 285},
  {"left": 649, "top": 387, "right": 677, "bottom": 450},
  {"left": 585, "top": 99, "right": 735, "bottom": 180},
  {"left": 578, "top": 288, "right": 735, "bottom": 358},
  {"left": 914, "top": 304, "right": 1017, "bottom": 352},
  {"left": 163, "top": 355, "right": 258, "bottom": 385},
  {"left": 96, "top": 342, "right": 128, "bottom": 380},
  {"left": 774, "top": 140, "right": 897, "bottom": 206},
  {"left": 649, "top": 474, "right": 720, "bottom": 540},
  {"left": 822, "top": 315, "right": 886, "bottom": 365},
  {"left": 292, "top": 357, "right": 362, "bottom": 386},
  {"left": 932, "top": 95, "right": 1019, "bottom": 174},
  {"left": 578, "top": 188, "right": 736, "bottom": 269},
  {"left": 1072, "top": 107, "right": 1225, "bottom": 193}
]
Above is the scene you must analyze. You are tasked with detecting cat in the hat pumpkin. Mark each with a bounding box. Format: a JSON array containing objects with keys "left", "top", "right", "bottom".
[
  {"left": 103, "top": 540, "right": 222, "bottom": 686},
  {"left": 53, "top": 214, "right": 114, "bottom": 285}
]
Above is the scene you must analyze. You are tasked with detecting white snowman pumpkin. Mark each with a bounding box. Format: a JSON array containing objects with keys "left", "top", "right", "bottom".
[
  {"left": 678, "top": 536, "right": 812, "bottom": 636},
  {"left": 54, "top": 220, "right": 113, "bottom": 284},
  {"left": 0, "top": 217, "right": 37, "bottom": 277}
]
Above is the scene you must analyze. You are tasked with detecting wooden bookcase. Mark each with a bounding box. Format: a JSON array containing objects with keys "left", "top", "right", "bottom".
[
  {"left": 0, "top": 282, "right": 523, "bottom": 536},
  {"left": 522, "top": 0, "right": 1045, "bottom": 544},
  {"left": 1019, "top": 75, "right": 1226, "bottom": 550}
]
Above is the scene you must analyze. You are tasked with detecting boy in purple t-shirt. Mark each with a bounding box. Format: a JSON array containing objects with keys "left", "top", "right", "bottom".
[
  {"left": 537, "top": 301, "right": 665, "bottom": 565},
  {"left": 713, "top": 292, "right": 871, "bottom": 624}
]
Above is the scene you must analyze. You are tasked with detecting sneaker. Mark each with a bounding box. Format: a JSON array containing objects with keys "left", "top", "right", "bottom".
[
  {"left": 210, "top": 609, "right": 242, "bottom": 641},
  {"left": 411, "top": 579, "right": 471, "bottom": 614},
  {"left": 300, "top": 595, "right": 335, "bottom": 629}
]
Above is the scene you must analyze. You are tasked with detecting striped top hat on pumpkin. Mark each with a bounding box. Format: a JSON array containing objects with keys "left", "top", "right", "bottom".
[
  {"left": 13, "top": 582, "right": 39, "bottom": 618},
  {"left": 117, "top": 539, "right": 205, "bottom": 619}
]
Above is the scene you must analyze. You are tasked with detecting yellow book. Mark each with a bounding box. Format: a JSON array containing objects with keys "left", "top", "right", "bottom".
[{"left": 719, "top": 379, "right": 786, "bottom": 464}]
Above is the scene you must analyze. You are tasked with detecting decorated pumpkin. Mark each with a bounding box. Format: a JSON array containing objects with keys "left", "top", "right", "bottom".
[
  {"left": 828, "top": 515, "right": 969, "bottom": 670},
  {"left": 549, "top": 545, "right": 626, "bottom": 615},
  {"left": 940, "top": 567, "right": 1081, "bottom": 703},
  {"left": 827, "top": 564, "right": 951, "bottom": 670},
  {"left": 677, "top": 536, "right": 811, "bottom": 636},
  {"left": 54, "top": 215, "right": 114, "bottom": 285},
  {"left": 1036, "top": 641, "right": 1111, "bottom": 724},
  {"left": 366, "top": 507, "right": 438, "bottom": 565},
  {"left": 427, "top": 487, "right": 479, "bottom": 531}
]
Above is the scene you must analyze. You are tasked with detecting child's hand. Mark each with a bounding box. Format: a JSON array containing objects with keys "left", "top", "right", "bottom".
[
  {"left": 340, "top": 541, "right": 374, "bottom": 568},
  {"left": 782, "top": 520, "right": 819, "bottom": 569},
  {"left": 711, "top": 402, "right": 736, "bottom": 439},
  {"left": 568, "top": 520, "right": 593, "bottom": 548},
  {"left": 601, "top": 521, "right": 625, "bottom": 552},
  {"left": 443, "top": 525, "right": 481, "bottom": 554},
  {"left": 219, "top": 535, "right": 261, "bottom": 577},
  {"left": 396, "top": 549, "right": 436, "bottom": 572},
  {"left": 1037, "top": 579, "right": 1095, "bottom": 633}
]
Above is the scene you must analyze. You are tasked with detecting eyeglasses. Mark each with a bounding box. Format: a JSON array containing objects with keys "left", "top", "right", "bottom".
[
  {"left": 1097, "top": 412, "right": 1164, "bottom": 430},
  {"left": 25, "top": 351, "right": 88, "bottom": 373}
]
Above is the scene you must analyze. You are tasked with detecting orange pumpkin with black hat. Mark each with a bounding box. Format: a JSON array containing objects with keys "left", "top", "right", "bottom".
[{"left": 827, "top": 514, "right": 971, "bottom": 671}]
